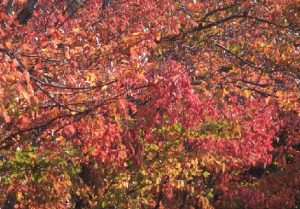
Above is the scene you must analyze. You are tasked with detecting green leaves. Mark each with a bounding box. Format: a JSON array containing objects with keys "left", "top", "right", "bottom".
[{"left": 198, "top": 119, "right": 242, "bottom": 139}]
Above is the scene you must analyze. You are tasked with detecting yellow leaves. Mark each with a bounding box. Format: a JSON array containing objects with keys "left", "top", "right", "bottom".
[
  {"left": 100, "top": 84, "right": 108, "bottom": 91},
  {"left": 72, "top": 27, "right": 84, "bottom": 34},
  {"left": 21, "top": 90, "right": 31, "bottom": 103},
  {"left": 256, "top": 41, "right": 267, "bottom": 48},
  {"left": 17, "top": 84, "right": 31, "bottom": 104},
  {"left": 202, "top": 87, "right": 210, "bottom": 96},
  {"left": 177, "top": 180, "right": 185, "bottom": 188},
  {"left": 276, "top": 90, "right": 284, "bottom": 98},
  {"left": 55, "top": 136, "right": 66, "bottom": 144},
  {"left": 16, "top": 191, "right": 23, "bottom": 201},
  {"left": 86, "top": 72, "right": 97, "bottom": 84},
  {"left": 73, "top": 46, "right": 83, "bottom": 55},
  {"left": 113, "top": 173, "right": 130, "bottom": 190},
  {"left": 281, "top": 52, "right": 288, "bottom": 61},
  {"left": 71, "top": 111, "right": 77, "bottom": 116},
  {"left": 203, "top": 171, "right": 210, "bottom": 178},
  {"left": 53, "top": 181, "right": 61, "bottom": 191},
  {"left": 222, "top": 162, "right": 226, "bottom": 173},
  {"left": 122, "top": 181, "right": 129, "bottom": 189},
  {"left": 198, "top": 119, "right": 241, "bottom": 140},
  {"left": 118, "top": 150, "right": 128, "bottom": 160},
  {"left": 64, "top": 173, "right": 73, "bottom": 187},
  {"left": 149, "top": 143, "right": 160, "bottom": 151},
  {"left": 27, "top": 152, "right": 37, "bottom": 159},
  {"left": 231, "top": 45, "right": 240, "bottom": 54},
  {"left": 130, "top": 32, "right": 145, "bottom": 36},
  {"left": 197, "top": 195, "right": 214, "bottom": 209},
  {"left": 244, "top": 89, "right": 252, "bottom": 99},
  {"left": 276, "top": 90, "right": 299, "bottom": 111},
  {"left": 53, "top": 174, "right": 73, "bottom": 193}
]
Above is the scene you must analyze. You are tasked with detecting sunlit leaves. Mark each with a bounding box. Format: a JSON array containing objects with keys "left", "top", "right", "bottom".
[{"left": 0, "top": 0, "right": 299, "bottom": 208}]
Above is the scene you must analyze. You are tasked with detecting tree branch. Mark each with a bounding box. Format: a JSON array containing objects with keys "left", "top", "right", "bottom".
[
  {"left": 214, "top": 43, "right": 269, "bottom": 73},
  {"left": 158, "top": 12, "right": 246, "bottom": 43}
]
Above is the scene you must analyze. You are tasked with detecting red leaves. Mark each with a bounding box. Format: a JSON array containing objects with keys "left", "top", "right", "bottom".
[
  {"left": 0, "top": 0, "right": 299, "bottom": 208},
  {"left": 133, "top": 60, "right": 205, "bottom": 129}
]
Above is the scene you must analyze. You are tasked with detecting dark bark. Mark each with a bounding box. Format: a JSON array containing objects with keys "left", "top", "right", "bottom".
[
  {"left": 102, "top": 0, "right": 113, "bottom": 9},
  {"left": 5, "top": 0, "right": 14, "bottom": 13},
  {"left": 2, "top": 192, "right": 16, "bottom": 209},
  {"left": 66, "top": 0, "right": 84, "bottom": 15},
  {"left": 16, "top": 0, "right": 38, "bottom": 25}
]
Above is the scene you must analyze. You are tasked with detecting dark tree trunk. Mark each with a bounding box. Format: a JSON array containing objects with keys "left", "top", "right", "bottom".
[
  {"left": 66, "top": 0, "right": 84, "bottom": 15},
  {"left": 2, "top": 192, "right": 16, "bottom": 209},
  {"left": 16, "top": 0, "right": 38, "bottom": 24}
]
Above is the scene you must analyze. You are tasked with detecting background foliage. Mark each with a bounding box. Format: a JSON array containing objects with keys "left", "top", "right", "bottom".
[{"left": 0, "top": 0, "right": 299, "bottom": 208}]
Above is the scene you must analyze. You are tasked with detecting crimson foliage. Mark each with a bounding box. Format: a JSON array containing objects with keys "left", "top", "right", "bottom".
[{"left": 0, "top": 0, "right": 299, "bottom": 208}]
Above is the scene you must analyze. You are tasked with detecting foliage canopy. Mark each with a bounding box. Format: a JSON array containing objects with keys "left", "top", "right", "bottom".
[{"left": 0, "top": 0, "right": 299, "bottom": 208}]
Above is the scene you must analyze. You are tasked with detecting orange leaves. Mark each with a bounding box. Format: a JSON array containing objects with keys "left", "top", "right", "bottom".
[
  {"left": 72, "top": 27, "right": 87, "bottom": 36},
  {"left": 2, "top": 109, "right": 11, "bottom": 123},
  {"left": 18, "top": 115, "right": 31, "bottom": 128},
  {"left": 276, "top": 89, "right": 300, "bottom": 112},
  {"left": 16, "top": 83, "right": 32, "bottom": 104},
  {"left": 155, "top": 31, "right": 161, "bottom": 42},
  {"left": 130, "top": 46, "right": 139, "bottom": 60},
  {"left": 11, "top": 59, "right": 19, "bottom": 69},
  {"left": 5, "top": 41, "right": 14, "bottom": 51},
  {"left": 64, "top": 47, "right": 71, "bottom": 60},
  {"left": 0, "top": 0, "right": 299, "bottom": 208}
]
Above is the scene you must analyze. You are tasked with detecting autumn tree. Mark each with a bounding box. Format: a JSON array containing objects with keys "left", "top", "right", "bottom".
[{"left": 0, "top": 0, "right": 299, "bottom": 208}]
